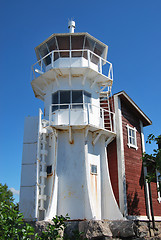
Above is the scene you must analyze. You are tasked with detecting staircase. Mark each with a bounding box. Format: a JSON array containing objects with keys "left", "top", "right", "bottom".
[{"left": 100, "top": 91, "right": 114, "bottom": 132}]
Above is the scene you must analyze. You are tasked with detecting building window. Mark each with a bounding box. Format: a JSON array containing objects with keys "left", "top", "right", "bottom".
[
  {"left": 126, "top": 125, "right": 138, "bottom": 150},
  {"left": 90, "top": 164, "right": 97, "bottom": 175},
  {"left": 156, "top": 171, "right": 161, "bottom": 203},
  {"left": 52, "top": 90, "right": 91, "bottom": 111}
]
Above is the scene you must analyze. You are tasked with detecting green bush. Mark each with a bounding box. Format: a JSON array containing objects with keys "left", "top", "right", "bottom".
[
  {"left": 0, "top": 183, "right": 35, "bottom": 239},
  {"left": 0, "top": 183, "right": 84, "bottom": 239}
]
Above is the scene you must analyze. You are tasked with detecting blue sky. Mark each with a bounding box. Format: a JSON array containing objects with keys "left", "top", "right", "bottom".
[{"left": 1, "top": 0, "right": 161, "bottom": 202}]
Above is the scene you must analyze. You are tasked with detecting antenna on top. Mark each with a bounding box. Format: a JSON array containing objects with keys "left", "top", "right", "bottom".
[{"left": 68, "top": 19, "right": 75, "bottom": 33}]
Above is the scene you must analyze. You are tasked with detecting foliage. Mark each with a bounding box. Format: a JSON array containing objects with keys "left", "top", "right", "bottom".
[
  {"left": 0, "top": 183, "right": 35, "bottom": 239},
  {"left": 35, "top": 214, "right": 85, "bottom": 240},
  {"left": 0, "top": 183, "right": 14, "bottom": 204},
  {"left": 35, "top": 214, "right": 70, "bottom": 240},
  {"left": 142, "top": 134, "right": 161, "bottom": 191},
  {"left": 0, "top": 183, "right": 84, "bottom": 239}
]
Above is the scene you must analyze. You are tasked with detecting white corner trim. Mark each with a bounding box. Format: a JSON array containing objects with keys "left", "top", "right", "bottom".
[
  {"left": 157, "top": 197, "right": 161, "bottom": 203},
  {"left": 156, "top": 170, "right": 161, "bottom": 203},
  {"left": 114, "top": 95, "right": 127, "bottom": 217},
  {"left": 128, "top": 215, "right": 161, "bottom": 221}
]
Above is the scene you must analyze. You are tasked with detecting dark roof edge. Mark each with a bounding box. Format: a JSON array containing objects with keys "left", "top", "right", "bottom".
[{"left": 113, "top": 90, "right": 152, "bottom": 127}]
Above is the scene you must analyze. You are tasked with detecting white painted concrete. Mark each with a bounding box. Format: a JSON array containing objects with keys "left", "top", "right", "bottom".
[{"left": 19, "top": 116, "right": 39, "bottom": 220}]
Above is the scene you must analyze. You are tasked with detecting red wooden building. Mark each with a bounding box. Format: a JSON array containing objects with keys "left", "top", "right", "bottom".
[{"left": 102, "top": 90, "right": 161, "bottom": 221}]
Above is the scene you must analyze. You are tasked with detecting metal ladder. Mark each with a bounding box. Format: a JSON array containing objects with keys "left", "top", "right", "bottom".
[
  {"left": 36, "top": 110, "right": 51, "bottom": 215},
  {"left": 100, "top": 89, "right": 112, "bottom": 131}
]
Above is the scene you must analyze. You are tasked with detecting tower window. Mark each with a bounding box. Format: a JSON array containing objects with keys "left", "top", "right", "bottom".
[
  {"left": 72, "top": 90, "right": 83, "bottom": 108},
  {"left": 60, "top": 91, "right": 70, "bottom": 109},
  {"left": 52, "top": 90, "right": 91, "bottom": 111},
  {"left": 126, "top": 125, "right": 138, "bottom": 150},
  {"left": 46, "top": 165, "right": 52, "bottom": 175},
  {"left": 90, "top": 164, "right": 97, "bottom": 175}
]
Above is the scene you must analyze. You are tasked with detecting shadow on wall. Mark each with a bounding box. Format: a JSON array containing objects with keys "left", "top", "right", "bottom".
[
  {"left": 126, "top": 183, "right": 140, "bottom": 216},
  {"left": 139, "top": 164, "right": 145, "bottom": 189}
]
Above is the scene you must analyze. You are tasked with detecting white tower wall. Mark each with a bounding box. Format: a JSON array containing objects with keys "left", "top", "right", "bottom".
[{"left": 19, "top": 116, "right": 38, "bottom": 220}]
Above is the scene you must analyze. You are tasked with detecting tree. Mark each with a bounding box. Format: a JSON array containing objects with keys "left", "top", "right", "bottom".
[
  {"left": 0, "top": 183, "right": 34, "bottom": 239},
  {"left": 0, "top": 183, "right": 83, "bottom": 239},
  {"left": 0, "top": 183, "right": 14, "bottom": 204},
  {"left": 142, "top": 134, "right": 161, "bottom": 192}
]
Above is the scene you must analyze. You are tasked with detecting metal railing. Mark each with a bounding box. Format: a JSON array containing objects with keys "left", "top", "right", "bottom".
[
  {"left": 31, "top": 49, "right": 113, "bottom": 81},
  {"left": 48, "top": 103, "right": 115, "bottom": 133}
]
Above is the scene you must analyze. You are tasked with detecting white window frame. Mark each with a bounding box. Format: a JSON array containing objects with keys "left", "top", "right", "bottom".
[
  {"left": 156, "top": 170, "right": 161, "bottom": 203},
  {"left": 126, "top": 124, "right": 138, "bottom": 150}
]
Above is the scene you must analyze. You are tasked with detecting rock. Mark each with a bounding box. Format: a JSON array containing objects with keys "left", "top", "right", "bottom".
[
  {"left": 33, "top": 220, "right": 64, "bottom": 238},
  {"left": 109, "top": 220, "right": 137, "bottom": 238},
  {"left": 64, "top": 221, "right": 79, "bottom": 239},
  {"left": 79, "top": 220, "right": 112, "bottom": 239},
  {"left": 137, "top": 221, "right": 150, "bottom": 238}
]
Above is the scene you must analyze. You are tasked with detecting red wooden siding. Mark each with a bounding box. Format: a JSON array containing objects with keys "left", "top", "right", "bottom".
[
  {"left": 107, "top": 139, "right": 119, "bottom": 206},
  {"left": 150, "top": 182, "right": 161, "bottom": 216},
  {"left": 121, "top": 99, "right": 161, "bottom": 217},
  {"left": 121, "top": 99, "right": 147, "bottom": 216}
]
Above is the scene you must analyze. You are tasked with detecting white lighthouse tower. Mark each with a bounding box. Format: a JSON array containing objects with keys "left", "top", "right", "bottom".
[{"left": 19, "top": 21, "right": 123, "bottom": 221}]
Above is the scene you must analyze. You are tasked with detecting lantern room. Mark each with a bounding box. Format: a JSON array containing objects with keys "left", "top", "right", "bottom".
[{"left": 31, "top": 32, "right": 113, "bottom": 101}]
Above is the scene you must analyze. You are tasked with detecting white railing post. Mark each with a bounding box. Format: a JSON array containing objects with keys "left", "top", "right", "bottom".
[
  {"left": 111, "top": 64, "right": 113, "bottom": 80},
  {"left": 69, "top": 104, "right": 71, "bottom": 126},
  {"left": 99, "top": 57, "right": 102, "bottom": 74},
  {"left": 69, "top": 50, "right": 72, "bottom": 67},
  {"left": 102, "top": 108, "right": 104, "bottom": 128},
  {"left": 49, "top": 105, "right": 52, "bottom": 125},
  {"left": 108, "top": 64, "right": 112, "bottom": 79},
  {"left": 41, "top": 60, "right": 43, "bottom": 72},
  {"left": 87, "top": 103, "right": 90, "bottom": 124},
  {"left": 87, "top": 50, "right": 90, "bottom": 68},
  {"left": 51, "top": 51, "right": 54, "bottom": 68}
]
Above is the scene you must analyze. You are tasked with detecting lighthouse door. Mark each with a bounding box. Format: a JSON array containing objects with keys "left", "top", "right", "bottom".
[{"left": 89, "top": 153, "right": 101, "bottom": 219}]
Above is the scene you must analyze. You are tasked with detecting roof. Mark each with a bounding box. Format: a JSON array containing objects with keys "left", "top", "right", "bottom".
[
  {"left": 35, "top": 32, "right": 108, "bottom": 61},
  {"left": 113, "top": 91, "right": 152, "bottom": 127}
]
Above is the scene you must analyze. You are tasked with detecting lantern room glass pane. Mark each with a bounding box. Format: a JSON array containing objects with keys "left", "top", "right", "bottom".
[
  {"left": 57, "top": 36, "right": 70, "bottom": 58},
  {"left": 84, "top": 91, "right": 91, "bottom": 108},
  {"left": 71, "top": 35, "right": 84, "bottom": 57},
  {"left": 72, "top": 90, "right": 83, "bottom": 108},
  {"left": 60, "top": 91, "right": 70, "bottom": 109},
  {"left": 52, "top": 92, "right": 58, "bottom": 111}
]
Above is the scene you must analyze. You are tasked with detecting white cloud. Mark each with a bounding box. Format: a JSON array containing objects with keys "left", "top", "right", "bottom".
[{"left": 10, "top": 188, "right": 20, "bottom": 196}]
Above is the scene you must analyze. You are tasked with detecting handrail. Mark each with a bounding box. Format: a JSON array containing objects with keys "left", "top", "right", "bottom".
[
  {"left": 49, "top": 103, "right": 115, "bottom": 133},
  {"left": 31, "top": 49, "right": 113, "bottom": 81},
  {"left": 33, "top": 49, "right": 112, "bottom": 67},
  {"left": 51, "top": 103, "right": 115, "bottom": 115}
]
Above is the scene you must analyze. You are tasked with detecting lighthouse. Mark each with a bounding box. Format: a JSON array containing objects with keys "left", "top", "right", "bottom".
[{"left": 19, "top": 21, "right": 123, "bottom": 221}]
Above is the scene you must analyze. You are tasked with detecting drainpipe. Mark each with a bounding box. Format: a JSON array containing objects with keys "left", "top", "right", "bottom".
[{"left": 148, "top": 182, "right": 156, "bottom": 230}]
